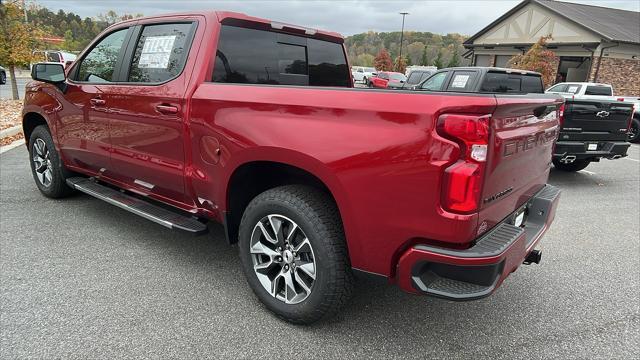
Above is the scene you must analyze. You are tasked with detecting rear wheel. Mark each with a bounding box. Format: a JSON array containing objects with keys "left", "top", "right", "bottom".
[
  {"left": 552, "top": 158, "right": 591, "bottom": 172},
  {"left": 628, "top": 117, "right": 640, "bottom": 143},
  {"left": 238, "top": 185, "right": 353, "bottom": 324},
  {"left": 28, "top": 125, "right": 74, "bottom": 198},
  {"left": 0, "top": 71, "right": 6, "bottom": 85}
]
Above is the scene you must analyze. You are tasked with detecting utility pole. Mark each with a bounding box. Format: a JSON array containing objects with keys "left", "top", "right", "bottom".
[{"left": 398, "top": 12, "right": 409, "bottom": 67}]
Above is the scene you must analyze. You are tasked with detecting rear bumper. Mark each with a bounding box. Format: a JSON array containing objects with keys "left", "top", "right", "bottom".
[
  {"left": 395, "top": 184, "right": 561, "bottom": 300},
  {"left": 553, "top": 140, "right": 630, "bottom": 161}
]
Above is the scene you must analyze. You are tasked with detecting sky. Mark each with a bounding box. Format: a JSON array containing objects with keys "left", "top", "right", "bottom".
[{"left": 34, "top": 0, "right": 640, "bottom": 36}]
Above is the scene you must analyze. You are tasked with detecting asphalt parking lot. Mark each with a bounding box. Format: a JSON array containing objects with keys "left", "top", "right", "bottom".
[
  {"left": 1, "top": 144, "right": 639, "bottom": 358},
  {"left": 0, "top": 78, "right": 28, "bottom": 100}
]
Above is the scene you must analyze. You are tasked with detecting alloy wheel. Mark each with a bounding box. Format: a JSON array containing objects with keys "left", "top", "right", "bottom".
[
  {"left": 32, "top": 138, "right": 53, "bottom": 187},
  {"left": 250, "top": 214, "right": 316, "bottom": 304}
]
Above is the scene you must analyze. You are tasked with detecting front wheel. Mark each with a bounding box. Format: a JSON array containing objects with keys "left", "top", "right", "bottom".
[
  {"left": 238, "top": 185, "right": 353, "bottom": 324},
  {"left": 0, "top": 72, "right": 6, "bottom": 85},
  {"left": 628, "top": 117, "right": 640, "bottom": 143},
  {"left": 552, "top": 158, "right": 591, "bottom": 172},
  {"left": 28, "top": 125, "right": 74, "bottom": 198}
]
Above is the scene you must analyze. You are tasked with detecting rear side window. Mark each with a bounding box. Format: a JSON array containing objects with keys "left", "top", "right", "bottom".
[
  {"left": 47, "top": 52, "right": 61, "bottom": 62},
  {"left": 212, "top": 25, "right": 350, "bottom": 87},
  {"left": 76, "top": 28, "right": 129, "bottom": 82},
  {"left": 585, "top": 85, "right": 613, "bottom": 96},
  {"left": 128, "top": 23, "right": 195, "bottom": 83},
  {"left": 447, "top": 71, "right": 477, "bottom": 92},
  {"left": 481, "top": 72, "right": 543, "bottom": 93}
]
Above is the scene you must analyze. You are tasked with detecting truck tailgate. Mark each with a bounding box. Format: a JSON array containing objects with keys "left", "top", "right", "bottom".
[
  {"left": 561, "top": 99, "right": 633, "bottom": 141},
  {"left": 478, "top": 94, "right": 562, "bottom": 231}
]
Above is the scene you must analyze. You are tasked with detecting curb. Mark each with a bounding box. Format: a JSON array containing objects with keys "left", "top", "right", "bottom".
[
  {"left": 0, "top": 138, "right": 25, "bottom": 154},
  {"left": 0, "top": 125, "right": 22, "bottom": 138}
]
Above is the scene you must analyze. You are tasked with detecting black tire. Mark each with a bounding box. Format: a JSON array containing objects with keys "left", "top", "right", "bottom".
[
  {"left": 238, "top": 185, "right": 353, "bottom": 324},
  {"left": 362, "top": 77, "right": 367, "bottom": 85},
  {"left": 0, "top": 71, "right": 5, "bottom": 85},
  {"left": 28, "top": 125, "right": 74, "bottom": 198},
  {"left": 628, "top": 117, "right": 640, "bottom": 143},
  {"left": 552, "top": 158, "right": 591, "bottom": 172}
]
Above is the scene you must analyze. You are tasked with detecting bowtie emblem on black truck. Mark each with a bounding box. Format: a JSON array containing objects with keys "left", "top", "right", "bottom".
[{"left": 596, "top": 110, "right": 610, "bottom": 118}]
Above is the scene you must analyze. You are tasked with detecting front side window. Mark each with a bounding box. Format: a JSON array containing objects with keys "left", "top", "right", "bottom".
[
  {"left": 421, "top": 71, "right": 447, "bottom": 91},
  {"left": 407, "top": 71, "right": 422, "bottom": 84},
  {"left": 547, "top": 84, "right": 568, "bottom": 93},
  {"left": 76, "top": 28, "right": 128, "bottom": 82},
  {"left": 212, "top": 25, "right": 350, "bottom": 87},
  {"left": 128, "top": 23, "right": 195, "bottom": 83}
]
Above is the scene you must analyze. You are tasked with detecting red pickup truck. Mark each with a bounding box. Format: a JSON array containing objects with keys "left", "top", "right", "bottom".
[{"left": 23, "top": 11, "right": 561, "bottom": 324}]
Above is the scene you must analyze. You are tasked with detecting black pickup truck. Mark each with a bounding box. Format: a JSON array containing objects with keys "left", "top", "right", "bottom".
[
  {"left": 415, "top": 67, "right": 634, "bottom": 172},
  {"left": 552, "top": 99, "right": 634, "bottom": 171}
]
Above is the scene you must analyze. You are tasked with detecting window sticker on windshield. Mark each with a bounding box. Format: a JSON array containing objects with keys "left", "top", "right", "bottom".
[
  {"left": 451, "top": 74, "right": 470, "bottom": 88},
  {"left": 567, "top": 86, "right": 579, "bottom": 93},
  {"left": 138, "top": 35, "right": 176, "bottom": 69}
]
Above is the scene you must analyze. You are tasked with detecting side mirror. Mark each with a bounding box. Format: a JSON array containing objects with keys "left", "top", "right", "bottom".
[{"left": 31, "top": 63, "right": 66, "bottom": 84}]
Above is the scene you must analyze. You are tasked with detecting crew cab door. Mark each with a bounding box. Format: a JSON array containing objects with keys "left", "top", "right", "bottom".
[
  {"left": 60, "top": 26, "right": 132, "bottom": 174},
  {"left": 105, "top": 20, "right": 198, "bottom": 205}
]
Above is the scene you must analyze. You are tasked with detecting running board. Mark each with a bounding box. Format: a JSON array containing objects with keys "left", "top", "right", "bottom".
[{"left": 66, "top": 177, "right": 207, "bottom": 235}]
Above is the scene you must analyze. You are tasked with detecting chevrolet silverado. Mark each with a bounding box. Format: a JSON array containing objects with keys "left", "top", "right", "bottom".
[{"left": 24, "top": 11, "right": 561, "bottom": 324}]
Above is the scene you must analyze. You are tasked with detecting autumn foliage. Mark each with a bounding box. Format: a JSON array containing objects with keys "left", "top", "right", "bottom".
[
  {"left": 508, "top": 36, "right": 558, "bottom": 87},
  {"left": 374, "top": 49, "right": 393, "bottom": 71},
  {"left": 394, "top": 56, "right": 407, "bottom": 74}
]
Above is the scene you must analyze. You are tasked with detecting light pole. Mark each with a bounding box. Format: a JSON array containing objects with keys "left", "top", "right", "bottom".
[{"left": 398, "top": 12, "right": 409, "bottom": 69}]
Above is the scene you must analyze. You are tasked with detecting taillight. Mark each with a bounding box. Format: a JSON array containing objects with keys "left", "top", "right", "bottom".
[
  {"left": 436, "top": 114, "right": 490, "bottom": 213},
  {"left": 558, "top": 103, "right": 565, "bottom": 128}
]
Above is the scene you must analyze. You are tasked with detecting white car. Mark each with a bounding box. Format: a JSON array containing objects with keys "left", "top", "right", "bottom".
[
  {"left": 545, "top": 82, "right": 616, "bottom": 101},
  {"left": 351, "top": 66, "right": 377, "bottom": 84}
]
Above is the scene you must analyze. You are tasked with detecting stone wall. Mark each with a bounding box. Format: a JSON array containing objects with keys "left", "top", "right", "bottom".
[{"left": 589, "top": 57, "right": 640, "bottom": 96}]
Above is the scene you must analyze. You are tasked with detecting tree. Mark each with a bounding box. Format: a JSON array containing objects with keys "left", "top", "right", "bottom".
[
  {"left": 508, "top": 36, "right": 558, "bottom": 87},
  {"left": 433, "top": 50, "right": 444, "bottom": 69},
  {"left": 406, "top": 41, "right": 425, "bottom": 66},
  {"left": 0, "top": 1, "right": 44, "bottom": 100},
  {"left": 353, "top": 53, "right": 375, "bottom": 67},
  {"left": 374, "top": 48, "right": 393, "bottom": 71},
  {"left": 421, "top": 46, "right": 430, "bottom": 66},
  {"left": 394, "top": 56, "right": 407, "bottom": 73},
  {"left": 447, "top": 47, "right": 460, "bottom": 67}
]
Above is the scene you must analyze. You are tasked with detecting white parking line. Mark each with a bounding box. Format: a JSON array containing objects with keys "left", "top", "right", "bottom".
[
  {"left": 579, "top": 169, "right": 597, "bottom": 175},
  {"left": 623, "top": 157, "right": 639, "bottom": 162}
]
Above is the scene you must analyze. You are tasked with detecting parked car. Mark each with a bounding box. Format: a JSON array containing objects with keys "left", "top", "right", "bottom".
[
  {"left": 402, "top": 69, "right": 435, "bottom": 90},
  {"left": 351, "top": 66, "right": 377, "bottom": 83},
  {"left": 546, "top": 83, "right": 639, "bottom": 143},
  {"left": 32, "top": 50, "right": 77, "bottom": 68},
  {"left": 552, "top": 99, "right": 634, "bottom": 171},
  {"left": 0, "top": 65, "right": 6, "bottom": 85},
  {"left": 416, "top": 67, "right": 544, "bottom": 93},
  {"left": 25, "top": 11, "right": 561, "bottom": 324},
  {"left": 368, "top": 71, "right": 406, "bottom": 88}
]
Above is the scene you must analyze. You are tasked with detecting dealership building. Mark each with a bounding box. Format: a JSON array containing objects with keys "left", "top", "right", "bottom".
[{"left": 463, "top": 0, "right": 640, "bottom": 95}]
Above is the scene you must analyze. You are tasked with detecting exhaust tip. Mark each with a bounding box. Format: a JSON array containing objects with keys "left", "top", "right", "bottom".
[{"left": 524, "top": 249, "right": 542, "bottom": 265}]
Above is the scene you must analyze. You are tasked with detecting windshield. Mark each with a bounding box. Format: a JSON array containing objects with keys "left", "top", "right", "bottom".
[
  {"left": 364, "top": 67, "right": 376, "bottom": 72},
  {"left": 389, "top": 73, "right": 406, "bottom": 81}
]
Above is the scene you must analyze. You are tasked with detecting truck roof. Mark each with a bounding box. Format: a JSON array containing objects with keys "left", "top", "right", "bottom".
[
  {"left": 438, "top": 67, "right": 541, "bottom": 76},
  {"left": 552, "top": 82, "right": 612, "bottom": 87},
  {"left": 106, "top": 10, "right": 344, "bottom": 43}
]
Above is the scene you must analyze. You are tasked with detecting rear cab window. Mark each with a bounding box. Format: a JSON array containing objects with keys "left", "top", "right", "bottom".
[
  {"left": 480, "top": 71, "right": 543, "bottom": 93},
  {"left": 212, "top": 25, "right": 350, "bottom": 87}
]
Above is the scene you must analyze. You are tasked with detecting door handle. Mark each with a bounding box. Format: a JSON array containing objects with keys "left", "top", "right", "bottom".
[
  {"left": 90, "top": 98, "right": 106, "bottom": 106},
  {"left": 156, "top": 104, "right": 179, "bottom": 115}
]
